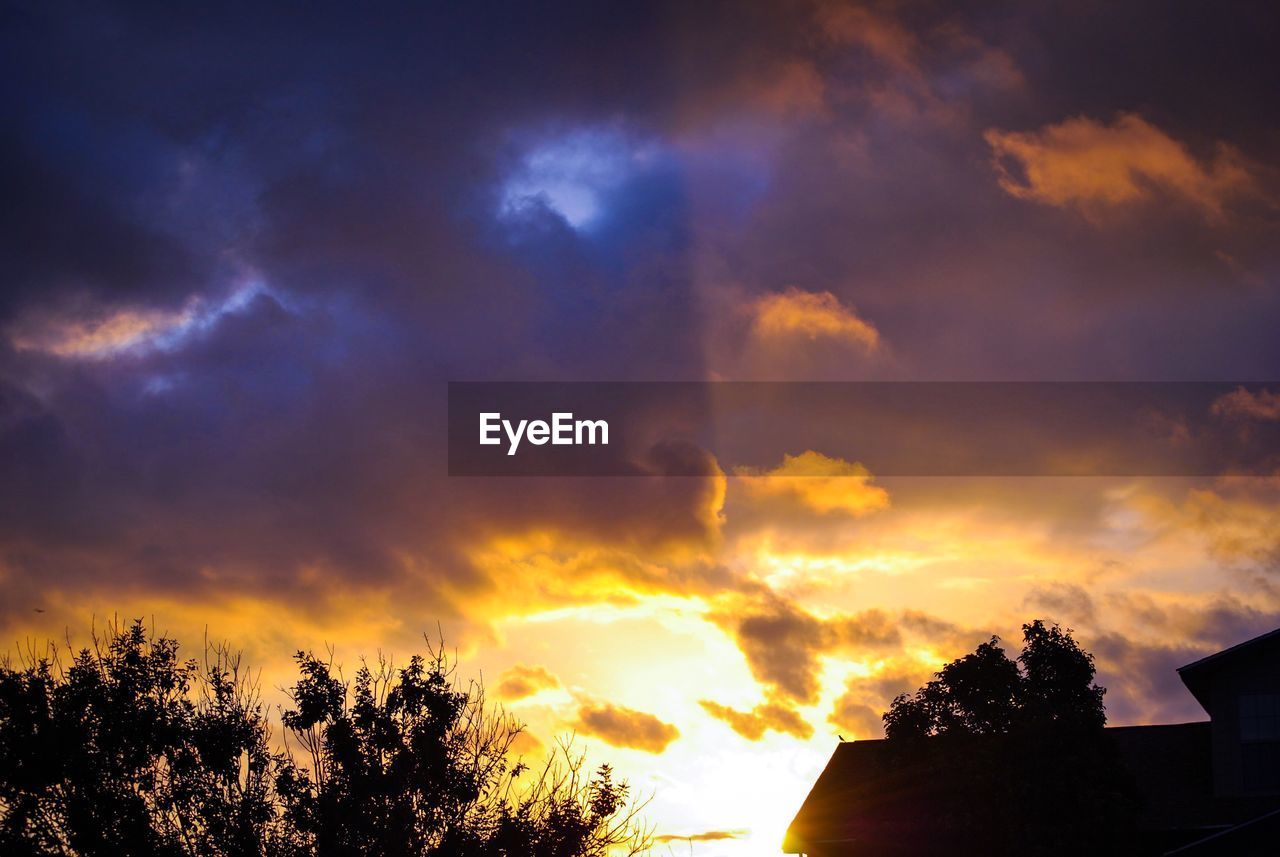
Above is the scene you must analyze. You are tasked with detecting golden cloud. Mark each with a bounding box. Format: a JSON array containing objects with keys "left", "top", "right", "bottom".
[
  {"left": 574, "top": 701, "right": 680, "bottom": 753},
  {"left": 750, "top": 289, "right": 879, "bottom": 350},
  {"left": 828, "top": 695, "right": 884, "bottom": 740},
  {"left": 699, "top": 698, "right": 814, "bottom": 741},
  {"left": 507, "top": 728, "right": 546, "bottom": 758},
  {"left": 655, "top": 830, "right": 746, "bottom": 844},
  {"left": 494, "top": 663, "right": 560, "bottom": 701},
  {"left": 985, "top": 113, "right": 1254, "bottom": 220},
  {"left": 735, "top": 451, "right": 890, "bottom": 516}
]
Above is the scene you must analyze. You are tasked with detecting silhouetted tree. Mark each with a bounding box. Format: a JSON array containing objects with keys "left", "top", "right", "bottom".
[
  {"left": 1019, "top": 619, "right": 1106, "bottom": 730},
  {"left": 881, "top": 620, "right": 1134, "bottom": 855},
  {"left": 884, "top": 620, "right": 1105, "bottom": 740},
  {"left": 0, "top": 621, "right": 650, "bottom": 857},
  {"left": 273, "top": 644, "right": 647, "bottom": 857},
  {"left": 0, "top": 621, "right": 283, "bottom": 856},
  {"left": 882, "top": 636, "right": 1023, "bottom": 739}
]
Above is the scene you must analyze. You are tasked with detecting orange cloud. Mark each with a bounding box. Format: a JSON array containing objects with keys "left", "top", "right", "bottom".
[
  {"left": 752, "top": 61, "right": 826, "bottom": 118},
  {"left": 700, "top": 698, "right": 814, "bottom": 741},
  {"left": 817, "top": 4, "right": 919, "bottom": 77},
  {"left": 574, "top": 701, "right": 680, "bottom": 753},
  {"left": 495, "top": 663, "right": 560, "bottom": 700},
  {"left": 828, "top": 694, "right": 884, "bottom": 740},
  {"left": 655, "top": 830, "right": 746, "bottom": 844},
  {"left": 8, "top": 283, "right": 264, "bottom": 359},
  {"left": 985, "top": 114, "right": 1254, "bottom": 220},
  {"left": 507, "top": 728, "right": 545, "bottom": 758},
  {"left": 1211, "top": 387, "right": 1280, "bottom": 422},
  {"left": 735, "top": 451, "right": 890, "bottom": 516},
  {"left": 813, "top": 2, "right": 1021, "bottom": 126},
  {"left": 750, "top": 289, "right": 879, "bottom": 350},
  {"left": 825, "top": 661, "right": 934, "bottom": 741},
  {"left": 10, "top": 304, "right": 193, "bottom": 358}
]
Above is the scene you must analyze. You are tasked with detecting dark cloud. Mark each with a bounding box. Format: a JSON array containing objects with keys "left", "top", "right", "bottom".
[
  {"left": 1090, "top": 633, "right": 1210, "bottom": 726},
  {"left": 573, "top": 701, "right": 680, "bottom": 753},
  {"left": 708, "top": 592, "right": 969, "bottom": 705},
  {"left": 1023, "top": 582, "right": 1097, "bottom": 627},
  {"left": 699, "top": 698, "right": 813, "bottom": 741},
  {"left": 1088, "top": 595, "right": 1280, "bottom": 724},
  {"left": 2, "top": 1, "right": 1279, "bottom": 655},
  {"left": 711, "top": 593, "right": 836, "bottom": 703}
]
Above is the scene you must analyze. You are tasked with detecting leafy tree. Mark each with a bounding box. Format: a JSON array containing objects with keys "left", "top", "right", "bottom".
[
  {"left": 883, "top": 620, "right": 1105, "bottom": 740},
  {"left": 882, "top": 636, "right": 1022, "bottom": 739},
  {"left": 880, "top": 620, "right": 1134, "bottom": 854},
  {"left": 0, "top": 621, "right": 283, "bottom": 856},
  {"left": 1019, "top": 619, "right": 1106, "bottom": 730},
  {"left": 273, "top": 645, "right": 647, "bottom": 857},
  {"left": 0, "top": 621, "right": 650, "bottom": 857}
]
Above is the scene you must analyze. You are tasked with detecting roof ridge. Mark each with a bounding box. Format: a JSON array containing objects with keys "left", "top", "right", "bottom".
[{"left": 1177, "top": 626, "right": 1280, "bottom": 675}]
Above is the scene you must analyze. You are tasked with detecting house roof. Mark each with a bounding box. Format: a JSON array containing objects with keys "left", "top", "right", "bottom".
[
  {"left": 781, "top": 738, "right": 920, "bottom": 854},
  {"left": 784, "top": 627, "right": 1280, "bottom": 853},
  {"left": 782, "top": 723, "right": 1276, "bottom": 854},
  {"left": 1166, "top": 807, "right": 1280, "bottom": 855},
  {"left": 1178, "top": 627, "right": 1280, "bottom": 713}
]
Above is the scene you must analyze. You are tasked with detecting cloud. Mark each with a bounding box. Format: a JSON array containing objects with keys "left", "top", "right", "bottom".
[
  {"left": 1022, "top": 582, "right": 1097, "bottom": 626},
  {"left": 828, "top": 696, "right": 884, "bottom": 740},
  {"left": 573, "top": 701, "right": 680, "bottom": 753},
  {"left": 817, "top": 4, "right": 920, "bottom": 77},
  {"left": 813, "top": 2, "right": 1022, "bottom": 125},
  {"left": 749, "top": 60, "right": 827, "bottom": 118},
  {"left": 1124, "top": 483, "right": 1280, "bottom": 574},
  {"left": 1212, "top": 387, "right": 1280, "bottom": 422},
  {"left": 827, "top": 660, "right": 937, "bottom": 740},
  {"left": 1090, "top": 632, "right": 1212, "bottom": 725},
  {"left": 985, "top": 114, "right": 1255, "bottom": 220},
  {"left": 500, "top": 128, "right": 670, "bottom": 231},
  {"left": 711, "top": 592, "right": 902, "bottom": 704},
  {"left": 7, "top": 283, "right": 267, "bottom": 360},
  {"left": 713, "top": 594, "right": 831, "bottom": 703},
  {"left": 494, "top": 664, "right": 560, "bottom": 701},
  {"left": 735, "top": 451, "right": 890, "bottom": 516},
  {"left": 507, "top": 729, "right": 545, "bottom": 758},
  {"left": 699, "top": 698, "right": 814, "bottom": 740},
  {"left": 654, "top": 830, "right": 745, "bottom": 844},
  {"left": 750, "top": 289, "right": 879, "bottom": 350},
  {"left": 4, "top": 11, "right": 1280, "bottom": 835}
]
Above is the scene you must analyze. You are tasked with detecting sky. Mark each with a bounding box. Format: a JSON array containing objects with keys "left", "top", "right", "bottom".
[{"left": 3, "top": 1, "right": 1280, "bottom": 853}]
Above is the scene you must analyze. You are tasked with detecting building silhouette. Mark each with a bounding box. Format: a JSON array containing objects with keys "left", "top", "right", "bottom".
[{"left": 784, "top": 628, "right": 1280, "bottom": 855}]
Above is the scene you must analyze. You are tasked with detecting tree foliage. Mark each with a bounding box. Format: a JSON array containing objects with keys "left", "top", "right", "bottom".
[
  {"left": 883, "top": 620, "right": 1105, "bottom": 739},
  {"left": 880, "top": 621, "right": 1134, "bottom": 854},
  {"left": 0, "top": 621, "right": 650, "bottom": 857}
]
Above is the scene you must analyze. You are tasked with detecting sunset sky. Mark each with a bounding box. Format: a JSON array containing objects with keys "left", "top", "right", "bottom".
[{"left": 3, "top": 2, "right": 1280, "bottom": 854}]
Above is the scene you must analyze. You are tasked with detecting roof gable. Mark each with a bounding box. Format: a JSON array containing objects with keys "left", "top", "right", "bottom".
[{"left": 1178, "top": 627, "right": 1280, "bottom": 714}]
